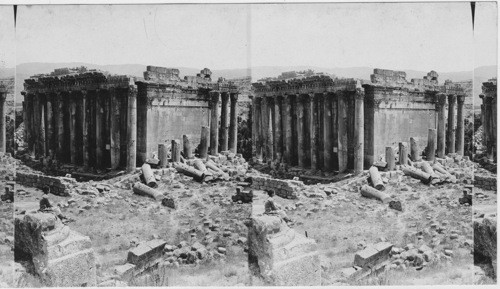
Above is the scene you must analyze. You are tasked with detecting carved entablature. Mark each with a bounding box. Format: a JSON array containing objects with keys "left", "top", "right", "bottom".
[
  {"left": 0, "top": 78, "right": 13, "bottom": 94},
  {"left": 140, "top": 66, "right": 240, "bottom": 96},
  {"left": 251, "top": 75, "right": 361, "bottom": 97},
  {"left": 23, "top": 68, "right": 134, "bottom": 94},
  {"left": 482, "top": 79, "right": 497, "bottom": 96}
]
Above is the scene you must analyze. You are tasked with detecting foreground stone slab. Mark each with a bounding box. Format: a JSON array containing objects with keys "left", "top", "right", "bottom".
[
  {"left": 248, "top": 190, "right": 320, "bottom": 286},
  {"left": 15, "top": 212, "right": 96, "bottom": 287}
]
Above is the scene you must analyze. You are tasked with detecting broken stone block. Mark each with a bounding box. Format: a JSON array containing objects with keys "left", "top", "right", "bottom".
[
  {"left": 127, "top": 239, "right": 167, "bottom": 269},
  {"left": 354, "top": 242, "right": 393, "bottom": 268}
]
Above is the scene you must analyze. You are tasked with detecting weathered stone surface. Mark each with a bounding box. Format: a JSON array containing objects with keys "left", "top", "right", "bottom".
[
  {"left": 127, "top": 239, "right": 167, "bottom": 269},
  {"left": 248, "top": 191, "right": 320, "bottom": 286},
  {"left": 14, "top": 212, "right": 96, "bottom": 287},
  {"left": 474, "top": 216, "right": 497, "bottom": 277},
  {"left": 354, "top": 242, "right": 393, "bottom": 268}
]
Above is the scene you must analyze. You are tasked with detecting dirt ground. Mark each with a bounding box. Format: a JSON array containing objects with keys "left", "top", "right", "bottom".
[
  {"left": 15, "top": 172, "right": 251, "bottom": 286},
  {"left": 270, "top": 168, "right": 475, "bottom": 285}
]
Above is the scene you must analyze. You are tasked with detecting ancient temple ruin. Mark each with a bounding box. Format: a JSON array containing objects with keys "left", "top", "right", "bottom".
[
  {"left": 21, "top": 66, "right": 240, "bottom": 172},
  {"left": 250, "top": 69, "right": 468, "bottom": 173},
  {"left": 479, "top": 78, "right": 497, "bottom": 161}
]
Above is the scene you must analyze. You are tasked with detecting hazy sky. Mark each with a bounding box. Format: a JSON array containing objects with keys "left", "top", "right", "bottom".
[
  {"left": 14, "top": 2, "right": 497, "bottom": 72},
  {"left": 0, "top": 6, "right": 15, "bottom": 70}
]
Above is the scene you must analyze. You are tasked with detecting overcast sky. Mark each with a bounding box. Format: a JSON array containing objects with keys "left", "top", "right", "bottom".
[
  {"left": 0, "top": 6, "right": 15, "bottom": 70},
  {"left": 13, "top": 2, "right": 498, "bottom": 72}
]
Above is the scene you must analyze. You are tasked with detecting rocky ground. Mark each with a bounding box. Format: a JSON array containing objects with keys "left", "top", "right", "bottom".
[
  {"left": 260, "top": 159, "right": 476, "bottom": 285},
  {"left": 0, "top": 154, "right": 15, "bottom": 288},
  {"left": 472, "top": 174, "right": 497, "bottom": 284},
  {"left": 14, "top": 157, "right": 252, "bottom": 287}
]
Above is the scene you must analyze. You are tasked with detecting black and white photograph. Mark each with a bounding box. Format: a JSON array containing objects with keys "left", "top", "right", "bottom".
[{"left": 0, "top": 0, "right": 497, "bottom": 287}]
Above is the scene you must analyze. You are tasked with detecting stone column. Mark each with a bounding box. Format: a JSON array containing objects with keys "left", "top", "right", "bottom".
[
  {"left": 282, "top": 95, "right": 292, "bottom": 165},
  {"left": 209, "top": 91, "right": 220, "bottom": 156},
  {"left": 110, "top": 88, "right": 121, "bottom": 169},
  {"left": 220, "top": 92, "right": 229, "bottom": 152},
  {"left": 446, "top": 94, "right": 457, "bottom": 154},
  {"left": 81, "top": 91, "right": 89, "bottom": 168},
  {"left": 353, "top": 89, "right": 365, "bottom": 173},
  {"left": 483, "top": 95, "right": 494, "bottom": 159},
  {"left": 183, "top": 135, "right": 192, "bottom": 159},
  {"left": 297, "top": 95, "right": 306, "bottom": 167},
  {"left": 70, "top": 93, "right": 77, "bottom": 164},
  {"left": 427, "top": 128, "right": 437, "bottom": 162},
  {"left": 436, "top": 93, "right": 447, "bottom": 158},
  {"left": 273, "top": 96, "right": 282, "bottom": 161},
  {"left": 323, "top": 93, "right": 334, "bottom": 171},
  {"left": 386, "top": 147, "right": 395, "bottom": 170},
  {"left": 267, "top": 96, "right": 278, "bottom": 160},
  {"left": 304, "top": 94, "right": 312, "bottom": 168},
  {"left": 261, "top": 96, "right": 273, "bottom": 162},
  {"left": 410, "top": 137, "right": 419, "bottom": 161},
  {"left": 310, "top": 94, "right": 319, "bottom": 170},
  {"left": 455, "top": 95, "right": 465, "bottom": 155},
  {"left": 172, "top": 139, "right": 181, "bottom": 162},
  {"left": 229, "top": 93, "right": 238, "bottom": 153},
  {"left": 338, "top": 92, "right": 348, "bottom": 173},
  {"left": 158, "top": 143, "right": 168, "bottom": 168},
  {"left": 56, "top": 92, "right": 64, "bottom": 162},
  {"left": 45, "top": 95, "right": 54, "bottom": 158},
  {"left": 95, "top": 91, "right": 103, "bottom": 168},
  {"left": 126, "top": 86, "right": 138, "bottom": 173},
  {"left": 399, "top": 142, "right": 408, "bottom": 165},
  {"left": 199, "top": 126, "right": 209, "bottom": 159},
  {"left": 0, "top": 92, "right": 5, "bottom": 154},
  {"left": 254, "top": 97, "right": 263, "bottom": 162}
]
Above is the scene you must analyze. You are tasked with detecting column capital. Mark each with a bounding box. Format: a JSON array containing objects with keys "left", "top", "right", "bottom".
[
  {"left": 447, "top": 94, "right": 457, "bottom": 104},
  {"left": 230, "top": 92, "right": 239, "bottom": 102},
  {"left": 354, "top": 88, "right": 365, "bottom": 100},
  {"left": 209, "top": 91, "right": 220, "bottom": 101},
  {"left": 456, "top": 94, "right": 466, "bottom": 104},
  {"left": 436, "top": 93, "right": 447, "bottom": 107}
]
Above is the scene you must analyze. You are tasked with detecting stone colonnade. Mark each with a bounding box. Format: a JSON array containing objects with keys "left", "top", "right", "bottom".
[
  {"left": 209, "top": 91, "right": 239, "bottom": 155},
  {"left": 435, "top": 92, "right": 467, "bottom": 158},
  {"left": 251, "top": 88, "right": 365, "bottom": 174},
  {"left": 22, "top": 87, "right": 138, "bottom": 172}
]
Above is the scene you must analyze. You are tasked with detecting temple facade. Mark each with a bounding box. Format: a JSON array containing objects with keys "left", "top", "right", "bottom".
[
  {"left": 22, "top": 66, "right": 240, "bottom": 172},
  {"left": 250, "top": 69, "right": 468, "bottom": 173}
]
